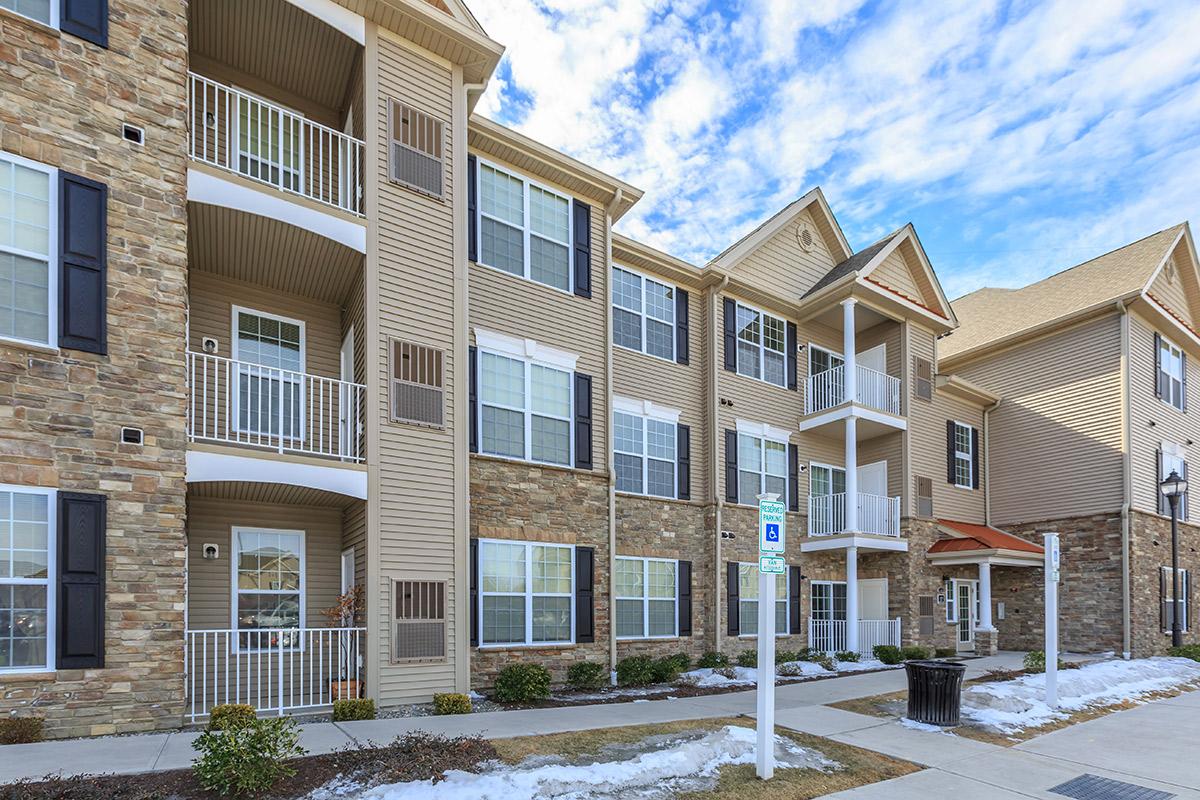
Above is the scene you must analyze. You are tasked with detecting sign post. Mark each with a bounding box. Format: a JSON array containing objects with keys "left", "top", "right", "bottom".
[
  {"left": 1043, "top": 532, "right": 1060, "bottom": 707},
  {"left": 756, "top": 493, "right": 785, "bottom": 781}
]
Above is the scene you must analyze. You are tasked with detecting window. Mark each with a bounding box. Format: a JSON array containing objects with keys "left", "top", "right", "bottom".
[
  {"left": 615, "top": 557, "right": 677, "bottom": 639},
  {"left": 479, "top": 540, "right": 573, "bottom": 646},
  {"left": 477, "top": 161, "right": 572, "bottom": 292},
  {"left": 390, "top": 339, "right": 444, "bottom": 427},
  {"left": 809, "top": 346, "right": 844, "bottom": 378},
  {"left": 737, "top": 563, "right": 787, "bottom": 636},
  {"left": 952, "top": 422, "right": 974, "bottom": 489},
  {"left": 232, "top": 308, "right": 305, "bottom": 439},
  {"left": 736, "top": 303, "right": 787, "bottom": 387},
  {"left": 0, "top": 152, "right": 56, "bottom": 347},
  {"left": 737, "top": 433, "right": 788, "bottom": 505},
  {"left": 1158, "top": 336, "right": 1185, "bottom": 411},
  {"left": 914, "top": 357, "right": 933, "bottom": 401},
  {"left": 478, "top": 349, "right": 573, "bottom": 466},
  {"left": 809, "top": 464, "right": 847, "bottom": 533},
  {"left": 810, "top": 581, "right": 847, "bottom": 651},
  {"left": 614, "top": 410, "right": 677, "bottom": 498},
  {"left": 237, "top": 91, "right": 301, "bottom": 192},
  {"left": 1159, "top": 444, "right": 1188, "bottom": 519},
  {"left": 233, "top": 528, "right": 304, "bottom": 649},
  {"left": 388, "top": 100, "right": 443, "bottom": 197},
  {"left": 1, "top": 0, "right": 53, "bottom": 27},
  {"left": 0, "top": 486, "right": 53, "bottom": 673},
  {"left": 1161, "top": 567, "right": 1190, "bottom": 632},
  {"left": 612, "top": 266, "right": 675, "bottom": 360}
]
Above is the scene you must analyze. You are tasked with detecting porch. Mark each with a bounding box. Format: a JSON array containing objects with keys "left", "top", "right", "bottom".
[
  {"left": 801, "top": 299, "right": 905, "bottom": 423},
  {"left": 808, "top": 492, "right": 902, "bottom": 538}
]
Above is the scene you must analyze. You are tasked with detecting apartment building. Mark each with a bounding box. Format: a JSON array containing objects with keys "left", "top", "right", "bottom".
[{"left": 944, "top": 224, "right": 1200, "bottom": 658}]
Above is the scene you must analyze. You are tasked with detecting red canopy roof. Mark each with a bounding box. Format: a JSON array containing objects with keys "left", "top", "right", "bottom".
[{"left": 930, "top": 519, "right": 1044, "bottom": 555}]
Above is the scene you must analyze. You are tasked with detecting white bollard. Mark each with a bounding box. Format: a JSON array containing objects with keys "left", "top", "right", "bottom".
[
  {"left": 1044, "top": 532, "right": 1060, "bottom": 707},
  {"left": 756, "top": 569, "right": 776, "bottom": 780}
]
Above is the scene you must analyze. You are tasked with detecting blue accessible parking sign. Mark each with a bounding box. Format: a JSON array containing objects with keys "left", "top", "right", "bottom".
[{"left": 758, "top": 499, "right": 786, "bottom": 554}]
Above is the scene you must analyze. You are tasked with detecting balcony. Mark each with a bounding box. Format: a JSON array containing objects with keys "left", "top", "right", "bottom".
[
  {"left": 807, "top": 492, "right": 902, "bottom": 538},
  {"left": 188, "top": 72, "right": 364, "bottom": 217},
  {"left": 805, "top": 364, "right": 901, "bottom": 416},
  {"left": 187, "top": 351, "right": 365, "bottom": 463}
]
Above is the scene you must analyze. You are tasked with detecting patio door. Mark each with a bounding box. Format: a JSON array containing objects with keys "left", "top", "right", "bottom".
[
  {"left": 339, "top": 328, "right": 355, "bottom": 458},
  {"left": 233, "top": 308, "right": 305, "bottom": 443},
  {"left": 810, "top": 464, "right": 847, "bottom": 534},
  {"left": 811, "top": 581, "right": 847, "bottom": 652},
  {"left": 857, "top": 343, "right": 886, "bottom": 373},
  {"left": 236, "top": 90, "right": 302, "bottom": 191}
]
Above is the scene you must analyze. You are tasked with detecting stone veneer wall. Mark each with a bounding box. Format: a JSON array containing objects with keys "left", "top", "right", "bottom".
[
  {"left": 0, "top": 4, "right": 190, "bottom": 739},
  {"left": 1130, "top": 510, "right": 1199, "bottom": 656},
  {"left": 891, "top": 518, "right": 975, "bottom": 653}
]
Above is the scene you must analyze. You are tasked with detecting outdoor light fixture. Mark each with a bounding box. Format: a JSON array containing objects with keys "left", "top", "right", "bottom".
[
  {"left": 1159, "top": 469, "right": 1188, "bottom": 647},
  {"left": 1160, "top": 470, "right": 1188, "bottom": 498}
]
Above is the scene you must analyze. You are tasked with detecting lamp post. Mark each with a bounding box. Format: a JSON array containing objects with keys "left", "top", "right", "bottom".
[{"left": 1159, "top": 469, "right": 1188, "bottom": 648}]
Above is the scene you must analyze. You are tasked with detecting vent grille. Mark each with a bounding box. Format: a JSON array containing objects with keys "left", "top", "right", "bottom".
[
  {"left": 392, "top": 579, "right": 446, "bottom": 662},
  {"left": 389, "top": 100, "right": 444, "bottom": 197},
  {"left": 391, "top": 340, "right": 444, "bottom": 427},
  {"left": 914, "top": 356, "right": 933, "bottom": 401},
  {"left": 916, "top": 476, "right": 934, "bottom": 518},
  {"left": 796, "top": 223, "right": 815, "bottom": 252}
]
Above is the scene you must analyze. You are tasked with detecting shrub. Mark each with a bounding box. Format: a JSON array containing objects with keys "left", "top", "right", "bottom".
[
  {"left": 835, "top": 651, "right": 859, "bottom": 663},
  {"left": 1022, "top": 650, "right": 1068, "bottom": 673},
  {"left": 0, "top": 716, "right": 44, "bottom": 745},
  {"left": 493, "top": 663, "right": 552, "bottom": 702},
  {"left": 775, "top": 649, "right": 797, "bottom": 665},
  {"left": 567, "top": 661, "right": 607, "bottom": 691},
  {"left": 777, "top": 662, "right": 808, "bottom": 677},
  {"left": 650, "top": 657, "right": 684, "bottom": 684},
  {"left": 812, "top": 653, "right": 835, "bottom": 671},
  {"left": 1169, "top": 645, "right": 1200, "bottom": 663},
  {"left": 615, "top": 655, "right": 657, "bottom": 687},
  {"left": 901, "top": 645, "right": 932, "bottom": 661},
  {"left": 432, "top": 694, "right": 472, "bottom": 716},
  {"left": 736, "top": 650, "right": 757, "bottom": 668},
  {"left": 664, "top": 652, "right": 692, "bottom": 673},
  {"left": 332, "top": 698, "right": 376, "bottom": 722},
  {"left": 208, "top": 703, "right": 256, "bottom": 731},
  {"left": 873, "top": 645, "right": 903, "bottom": 665},
  {"left": 191, "top": 716, "right": 305, "bottom": 797},
  {"left": 696, "top": 651, "right": 730, "bottom": 669},
  {"left": 934, "top": 647, "right": 957, "bottom": 658}
]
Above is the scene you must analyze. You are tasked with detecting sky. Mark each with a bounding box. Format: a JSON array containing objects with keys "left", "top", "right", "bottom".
[{"left": 469, "top": 0, "right": 1200, "bottom": 299}]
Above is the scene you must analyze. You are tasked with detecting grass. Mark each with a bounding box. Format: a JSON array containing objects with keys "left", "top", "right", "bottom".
[{"left": 491, "top": 716, "right": 921, "bottom": 799}]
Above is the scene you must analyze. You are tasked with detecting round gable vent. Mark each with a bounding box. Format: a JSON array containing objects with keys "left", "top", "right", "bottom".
[{"left": 796, "top": 223, "right": 816, "bottom": 253}]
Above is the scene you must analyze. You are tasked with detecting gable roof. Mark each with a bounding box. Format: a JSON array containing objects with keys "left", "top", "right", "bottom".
[
  {"left": 707, "top": 188, "right": 853, "bottom": 271},
  {"left": 942, "top": 224, "right": 1188, "bottom": 364},
  {"left": 932, "top": 519, "right": 1044, "bottom": 554},
  {"left": 802, "top": 228, "right": 903, "bottom": 298}
]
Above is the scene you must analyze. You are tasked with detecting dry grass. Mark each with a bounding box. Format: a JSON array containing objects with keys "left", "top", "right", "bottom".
[{"left": 491, "top": 716, "right": 920, "bottom": 799}]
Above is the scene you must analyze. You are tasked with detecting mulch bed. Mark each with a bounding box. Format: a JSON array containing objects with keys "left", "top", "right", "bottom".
[{"left": 0, "top": 733, "right": 495, "bottom": 800}]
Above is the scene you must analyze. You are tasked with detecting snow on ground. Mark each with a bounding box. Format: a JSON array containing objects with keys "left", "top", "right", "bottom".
[
  {"left": 678, "top": 659, "right": 893, "bottom": 687},
  {"left": 353, "top": 725, "right": 837, "bottom": 800},
  {"left": 899, "top": 717, "right": 953, "bottom": 735},
  {"left": 961, "top": 656, "right": 1200, "bottom": 732}
]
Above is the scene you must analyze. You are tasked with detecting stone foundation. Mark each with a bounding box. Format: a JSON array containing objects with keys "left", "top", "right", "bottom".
[
  {"left": 974, "top": 628, "right": 998, "bottom": 656},
  {"left": 1130, "top": 510, "right": 1200, "bottom": 656},
  {"left": 718, "top": 505, "right": 806, "bottom": 655}
]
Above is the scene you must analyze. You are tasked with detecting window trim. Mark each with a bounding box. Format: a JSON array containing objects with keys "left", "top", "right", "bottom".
[
  {"left": 230, "top": 527, "right": 307, "bottom": 653},
  {"left": 736, "top": 561, "right": 789, "bottom": 638},
  {"left": 734, "top": 421, "right": 791, "bottom": 506},
  {"left": 474, "top": 157, "right": 575, "bottom": 296},
  {"left": 0, "top": 151, "right": 58, "bottom": 350},
  {"left": 477, "top": 538, "right": 576, "bottom": 648},
  {"left": 0, "top": 0, "right": 59, "bottom": 30},
  {"left": 0, "top": 484, "right": 56, "bottom": 674},
  {"left": 1161, "top": 567, "right": 1190, "bottom": 633},
  {"left": 611, "top": 263, "right": 676, "bottom": 363},
  {"left": 614, "top": 556, "right": 679, "bottom": 640},
  {"left": 734, "top": 301, "right": 788, "bottom": 388},
  {"left": 476, "top": 345, "right": 575, "bottom": 468},
  {"left": 612, "top": 397, "right": 681, "bottom": 499},
  {"left": 951, "top": 420, "right": 975, "bottom": 489},
  {"left": 1159, "top": 335, "right": 1185, "bottom": 411}
]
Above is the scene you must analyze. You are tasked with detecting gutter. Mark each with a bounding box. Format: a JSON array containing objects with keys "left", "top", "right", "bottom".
[
  {"left": 1117, "top": 299, "right": 1132, "bottom": 659},
  {"left": 605, "top": 189, "right": 622, "bottom": 681},
  {"left": 709, "top": 273, "right": 730, "bottom": 652}
]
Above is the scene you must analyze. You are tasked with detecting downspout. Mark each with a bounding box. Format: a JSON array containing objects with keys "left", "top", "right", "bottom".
[
  {"left": 1117, "top": 299, "right": 1132, "bottom": 659},
  {"left": 983, "top": 397, "right": 1001, "bottom": 526},
  {"left": 710, "top": 274, "right": 730, "bottom": 653},
  {"left": 605, "top": 189, "right": 623, "bottom": 681}
]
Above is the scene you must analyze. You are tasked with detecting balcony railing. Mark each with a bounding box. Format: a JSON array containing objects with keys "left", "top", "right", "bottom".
[
  {"left": 805, "top": 364, "right": 901, "bottom": 415},
  {"left": 807, "top": 492, "right": 902, "bottom": 537},
  {"left": 807, "top": 617, "right": 901, "bottom": 655},
  {"left": 187, "top": 351, "right": 365, "bottom": 462},
  {"left": 185, "top": 627, "right": 365, "bottom": 722},
  {"left": 188, "top": 72, "right": 364, "bottom": 216}
]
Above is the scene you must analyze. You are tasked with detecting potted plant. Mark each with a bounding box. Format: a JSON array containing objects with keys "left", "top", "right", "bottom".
[{"left": 322, "top": 585, "right": 364, "bottom": 700}]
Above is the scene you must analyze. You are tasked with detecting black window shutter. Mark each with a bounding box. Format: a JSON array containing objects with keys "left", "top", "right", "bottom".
[
  {"left": 467, "top": 154, "right": 478, "bottom": 263},
  {"left": 946, "top": 420, "right": 956, "bottom": 484},
  {"left": 1157, "top": 449, "right": 1167, "bottom": 515},
  {"left": 676, "top": 424, "right": 691, "bottom": 500},
  {"left": 59, "top": 172, "right": 107, "bottom": 354},
  {"left": 724, "top": 429, "right": 738, "bottom": 503},
  {"left": 788, "top": 565, "right": 802, "bottom": 634},
  {"left": 1161, "top": 567, "right": 1168, "bottom": 631},
  {"left": 678, "top": 560, "right": 692, "bottom": 636},
  {"left": 786, "top": 321, "right": 798, "bottom": 391},
  {"left": 1183, "top": 351, "right": 1189, "bottom": 412},
  {"left": 1183, "top": 461, "right": 1190, "bottom": 520},
  {"left": 57, "top": 492, "right": 106, "bottom": 669},
  {"left": 1154, "top": 332, "right": 1163, "bottom": 398},
  {"left": 572, "top": 199, "right": 592, "bottom": 298},
  {"left": 575, "top": 546, "right": 595, "bottom": 643},
  {"left": 723, "top": 297, "right": 737, "bottom": 372},
  {"left": 971, "top": 427, "right": 981, "bottom": 490},
  {"left": 574, "top": 373, "right": 593, "bottom": 469},
  {"left": 469, "top": 538, "right": 479, "bottom": 646},
  {"left": 787, "top": 443, "right": 800, "bottom": 512},
  {"left": 675, "top": 289, "right": 689, "bottom": 364},
  {"left": 468, "top": 346, "right": 478, "bottom": 454},
  {"left": 727, "top": 561, "right": 740, "bottom": 635},
  {"left": 1186, "top": 569, "right": 1193, "bottom": 632},
  {"left": 61, "top": 0, "right": 108, "bottom": 48}
]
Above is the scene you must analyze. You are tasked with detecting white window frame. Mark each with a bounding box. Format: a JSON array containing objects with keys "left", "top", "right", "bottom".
[
  {"left": 231, "top": 527, "right": 306, "bottom": 652},
  {"left": 478, "top": 538, "right": 575, "bottom": 647},
  {"left": 735, "top": 420, "right": 791, "bottom": 506},
  {"left": 611, "top": 264, "right": 676, "bottom": 362},
  {"left": 475, "top": 330, "right": 576, "bottom": 468},
  {"left": 1159, "top": 335, "right": 1185, "bottom": 411},
  {"left": 1161, "top": 567, "right": 1190, "bottom": 633},
  {"left": 475, "top": 158, "right": 574, "bottom": 295},
  {"left": 612, "top": 397, "right": 680, "bottom": 499},
  {"left": 614, "top": 556, "right": 679, "bottom": 640},
  {"left": 0, "top": 151, "right": 58, "bottom": 349},
  {"left": 808, "top": 343, "right": 844, "bottom": 377},
  {"left": 952, "top": 421, "right": 974, "bottom": 489},
  {"left": 0, "top": 484, "right": 56, "bottom": 674},
  {"left": 0, "top": 0, "right": 59, "bottom": 29},
  {"left": 230, "top": 306, "right": 308, "bottom": 440},
  {"left": 945, "top": 578, "right": 979, "bottom": 625},
  {"left": 737, "top": 562, "right": 789, "bottom": 638},
  {"left": 734, "top": 301, "right": 788, "bottom": 388}
]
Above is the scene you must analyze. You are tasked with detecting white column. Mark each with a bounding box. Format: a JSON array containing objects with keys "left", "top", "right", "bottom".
[
  {"left": 842, "top": 298, "right": 857, "bottom": 404},
  {"left": 977, "top": 562, "right": 994, "bottom": 630},
  {"left": 756, "top": 569, "right": 776, "bottom": 779},
  {"left": 844, "top": 416, "right": 858, "bottom": 533},
  {"left": 845, "top": 545, "right": 859, "bottom": 654}
]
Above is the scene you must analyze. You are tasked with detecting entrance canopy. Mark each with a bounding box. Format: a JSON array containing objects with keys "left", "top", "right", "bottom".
[{"left": 928, "top": 519, "right": 1043, "bottom": 567}]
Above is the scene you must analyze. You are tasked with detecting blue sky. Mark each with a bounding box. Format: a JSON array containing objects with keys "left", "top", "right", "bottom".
[{"left": 471, "top": 0, "right": 1200, "bottom": 298}]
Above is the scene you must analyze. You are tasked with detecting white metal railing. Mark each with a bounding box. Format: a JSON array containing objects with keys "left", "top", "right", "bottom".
[
  {"left": 185, "top": 627, "right": 365, "bottom": 722},
  {"left": 804, "top": 364, "right": 901, "bottom": 415},
  {"left": 188, "top": 72, "right": 364, "bottom": 216},
  {"left": 187, "top": 351, "right": 365, "bottom": 462},
  {"left": 807, "top": 617, "right": 901, "bottom": 656},
  {"left": 807, "top": 492, "right": 901, "bottom": 537}
]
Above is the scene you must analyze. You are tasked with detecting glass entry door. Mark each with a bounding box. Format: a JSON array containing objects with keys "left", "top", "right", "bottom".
[
  {"left": 956, "top": 581, "right": 976, "bottom": 649},
  {"left": 810, "top": 581, "right": 847, "bottom": 652}
]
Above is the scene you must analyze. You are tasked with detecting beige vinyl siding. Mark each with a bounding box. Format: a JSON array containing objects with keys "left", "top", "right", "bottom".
[
  {"left": 1129, "top": 311, "right": 1200, "bottom": 520},
  {"left": 957, "top": 313, "right": 1124, "bottom": 524},
  {"left": 731, "top": 207, "right": 841, "bottom": 300},
  {"left": 856, "top": 319, "right": 904, "bottom": 380},
  {"left": 1148, "top": 256, "right": 1197, "bottom": 328},
  {"left": 373, "top": 32, "right": 460, "bottom": 700},
  {"left": 342, "top": 499, "right": 368, "bottom": 613},
  {"left": 871, "top": 249, "right": 922, "bottom": 301},
  {"left": 186, "top": 497, "right": 344, "bottom": 630}
]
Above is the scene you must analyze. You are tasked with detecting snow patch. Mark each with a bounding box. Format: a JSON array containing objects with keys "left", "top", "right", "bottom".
[
  {"left": 677, "top": 666, "right": 758, "bottom": 687},
  {"left": 899, "top": 718, "right": 954, "bottom": 735},
  {"left": 679, "top": 658, "right": 894, "bottom": 686}
]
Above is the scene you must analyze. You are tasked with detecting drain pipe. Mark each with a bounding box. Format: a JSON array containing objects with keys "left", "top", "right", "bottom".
[
  {"left": 605, "top": 189, "right": 623, "bottom": 684},
  {"left": 983, "top": 397, "right": 1001, "bottom": 526},
  {"left": 709, "top": 274, "right": 730, "bottom": 653},
  {"left": 1117, "top": 299, "right": 1132, "bottom": 659}
]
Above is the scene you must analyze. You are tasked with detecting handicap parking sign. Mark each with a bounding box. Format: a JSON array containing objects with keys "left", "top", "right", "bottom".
[
  {"left": 765, "top": 523, "right": 780, "bottom": 543},
  {"left": 758, "top": 499, "right": 786, "bottom": 554}
]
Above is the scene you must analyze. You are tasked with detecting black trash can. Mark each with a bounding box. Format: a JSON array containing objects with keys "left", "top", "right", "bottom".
[{"left": 905, "top": 660, "right": 966, "bottom": 726}]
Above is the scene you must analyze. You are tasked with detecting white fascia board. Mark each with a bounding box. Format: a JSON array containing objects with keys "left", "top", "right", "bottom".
[
  {"left": 282, "top": 0, "right": 364, "bottom": 44},
  {"left": 473, "top": 327, "right": 579, "bottom": 371},
  {"left": 798, "top": 404, "right": 907, "bottom": 432},
  {"left": 613, "top": 395, "right": 682, "bottom": 423},
  {"left": 186, "top": 450, "right": 368, "bottom": 500},
  {"left": 735, "top": 418, "right": 792, "bottom": 443},
  {"left": 800, "top": 534, "right": 909, "bottom": 553}
]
